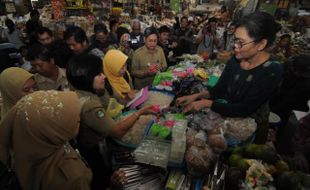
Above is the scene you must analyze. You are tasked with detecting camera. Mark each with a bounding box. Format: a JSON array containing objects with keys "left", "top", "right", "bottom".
[{"left": 120, "top": 39, "right": 131, "bottom": 46}]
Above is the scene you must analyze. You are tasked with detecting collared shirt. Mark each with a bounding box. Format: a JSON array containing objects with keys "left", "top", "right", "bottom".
[
  {"left": 77, "top": 90, "right": 115, "bottom": 149},
  {"left": 34, "top": 67, "right": 68, "bottom": 91},
  {"left": 130, "top": 32, "right": 144, "bottom": 50},
  {"left": 131, "top": 45, "right": 167, "bottom": 89}
]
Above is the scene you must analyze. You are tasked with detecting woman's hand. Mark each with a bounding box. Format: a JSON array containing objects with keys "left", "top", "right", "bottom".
[
  {"left": 183, "top": 99, "right": 212, "bottom": 113},
  {"left": 110, "top": 169, "right": 127, "bottom": 188},
  {"left": 176, "top": 94, "right": 199, "bottom": 106},
  {"left": 148, "top": 64, "right": 160, "bottom": 74},
  {"left": 138, "top": 105, "right": 158, "bottom": 115},
  {"left": 127, "top": 90, "right": 138, "bottom": 100}
]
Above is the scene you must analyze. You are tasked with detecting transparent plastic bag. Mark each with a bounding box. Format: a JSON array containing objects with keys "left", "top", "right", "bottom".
[
  {"left": 208, "top": 133, "right": 227, "bottom": 154},
  {"left": 185, "top": 144, "right": 214, "bottom": 177}
]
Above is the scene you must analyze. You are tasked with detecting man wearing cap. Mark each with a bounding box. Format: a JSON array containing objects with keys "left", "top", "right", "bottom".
[{"left": 131, "top": 26, "right": 167, "bottom": 89}]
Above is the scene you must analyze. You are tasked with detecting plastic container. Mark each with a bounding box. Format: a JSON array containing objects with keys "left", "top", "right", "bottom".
[
  {"left": 169, "top": 120, "right": 187, "bottom": 164},
  {"left": 134, "top": 139, "right": 171, "bottom": 168}
]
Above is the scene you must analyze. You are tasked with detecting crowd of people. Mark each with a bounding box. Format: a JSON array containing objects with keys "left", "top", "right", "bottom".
[{"left": 0, "top": 6, "right": 309, "bottom": 190}]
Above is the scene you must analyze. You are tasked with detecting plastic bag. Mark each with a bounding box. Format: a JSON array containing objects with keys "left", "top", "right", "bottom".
[
  {"left": 121, "top": 115, "right": 154, "bottom": 145},
  {"left": 106, "top": 98, "right": 124, "bottom": 117},
  {"left": 224, "top": 118, "right": 257, "bottom": 142},
  {"left": 185, "top": 144, "right": 215, "bottom": 177},
  {"left": 208, "top": 133, "right": 227, "bottom": 154}
]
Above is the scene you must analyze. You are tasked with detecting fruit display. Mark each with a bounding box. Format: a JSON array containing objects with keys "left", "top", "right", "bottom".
[
  {"left": 230, "top": 144, "right": 280, "bottom": 165},
  {"left": 226, "top": 143, "right": 310, "bottom": 189}
]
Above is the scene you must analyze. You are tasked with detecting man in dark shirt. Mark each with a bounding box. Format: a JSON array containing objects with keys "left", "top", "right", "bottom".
[
  {"left": 173, "top": 16, "right": 193, "bottom": 56},
  {"left": 130, "top": 19, "right": 144, "bottom": 50},
  {"left": 158, "top": 25, "right": 177, "bottom": 67},
  {"left": 64, "top": 26, "right": 103, "bottom": 59},
  {"left": 26, "top": 9, "right": 42, "bottom": 45}
]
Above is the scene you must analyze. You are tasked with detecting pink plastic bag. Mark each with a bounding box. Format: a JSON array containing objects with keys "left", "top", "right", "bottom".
[{"left": 129, "top": 87, "right": 149, "bottom": 109}]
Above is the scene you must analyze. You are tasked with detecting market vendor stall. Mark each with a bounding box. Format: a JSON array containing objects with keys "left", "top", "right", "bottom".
[{"left": 104, "top": 50, "right": 310, "bottom": 189}]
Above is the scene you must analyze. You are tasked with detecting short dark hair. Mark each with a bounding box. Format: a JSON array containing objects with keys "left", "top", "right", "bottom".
[
  {"left": 5, "top": 19, "right": 15, "bottom": 34},
  {"left": 26, "top": 43, "right": 52, "bottom": 62},
  {"left": 144, "top": 26, "right": 158, "bottom": 38},
  {"left": 159, "top": 25, "right": 170, "bottom": 34},
  {"left": 94, "top": 23, "right": 108, "bottom": 34},
  {"left": 66, "top": 54, "right": 102, "bottom": 93},
  {"left": 181, "top": 16, "right": 188, "bottom": 22},
  {"left": 236, "top": 12, "right": 281, "bottom": 48},
  {"left": 63, "top": 26, "right": 88, "bottom": 44},
  {"left": 116, "top": 27, "right": 129, "bottom": 42},
  {"left": 48, "top": 40, "right": 73, "bottom": 68},
  {"left": 36, "top": 27, "right": 53, "bottom": 37},
  {"left": 109, "top": 19, "right": 118, "bottom": 31}
]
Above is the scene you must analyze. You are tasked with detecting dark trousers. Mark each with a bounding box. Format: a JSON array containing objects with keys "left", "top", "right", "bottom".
[{"left": 79, "top": 146, "right": 112, "bottom": 190}]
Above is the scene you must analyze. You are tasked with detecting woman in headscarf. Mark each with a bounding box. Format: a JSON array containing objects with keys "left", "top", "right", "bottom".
[
  {"left": 103, "top": 49, "right": 137, "bottom": 105},
  {"left": 0, "top": 90, "right": 92, "bottom": 190},
  {"left": 0, "top": 67, "right": 37, "bottom": 118}
]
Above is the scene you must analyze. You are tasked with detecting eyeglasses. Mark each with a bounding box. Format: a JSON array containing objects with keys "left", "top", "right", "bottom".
[{"left": 234, "top": 39, "right": 255, "bottom": 49}]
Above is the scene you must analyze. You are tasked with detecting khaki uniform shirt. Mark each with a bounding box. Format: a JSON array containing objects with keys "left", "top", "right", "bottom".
[
  {"left": 131, "top": 46, "right": 167, "bottom": 89},
  {"left": 98, "top": 90, "right": 111, "bottom": 109},
  {"left": 77, "top": 90, "right": 116, "bottom": 149},
  {"left": 34, "top": 67, "right": 68, "bottom": 90}
]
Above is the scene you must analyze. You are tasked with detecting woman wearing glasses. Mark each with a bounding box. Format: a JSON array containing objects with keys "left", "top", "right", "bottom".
[{"left": 176, "top": 12, "right": 283, "bottom": 144}]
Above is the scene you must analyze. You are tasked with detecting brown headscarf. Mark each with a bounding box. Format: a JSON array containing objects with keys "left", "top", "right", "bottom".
[
  {"left": 0, "top": 67, "right": 33, "bottom": 116},
  {"left": 0, "top": 90, "right": 92, "bottom": 190}
]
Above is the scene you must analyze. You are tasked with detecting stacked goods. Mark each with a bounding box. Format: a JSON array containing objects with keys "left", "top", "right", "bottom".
[{"left": 185, "top": 129, "right": 215, "bottom": 177}]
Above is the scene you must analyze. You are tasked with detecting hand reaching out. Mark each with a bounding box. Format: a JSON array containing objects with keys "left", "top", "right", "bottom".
[
  {"left": 110, "top": 169, "right": 127, "bottom": 188},
  {"left": 182, "top": 99, "right": 212, "bottom": 113},
  {"left": 176, "top": 94, "right": 199, "bottom": 106}
]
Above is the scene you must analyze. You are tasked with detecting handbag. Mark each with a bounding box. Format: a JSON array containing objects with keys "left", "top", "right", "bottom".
[{"left": 0, "top": 161, "right": 22, "bottom": 190}]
